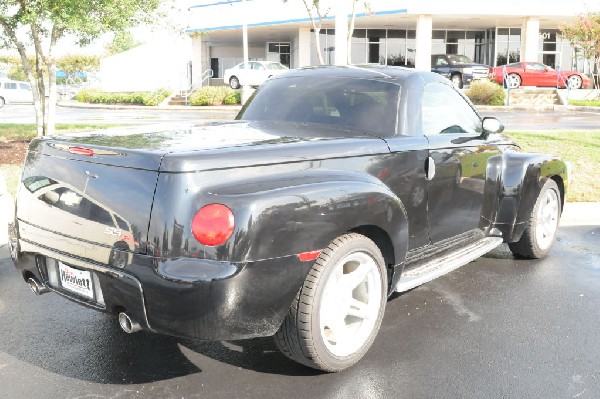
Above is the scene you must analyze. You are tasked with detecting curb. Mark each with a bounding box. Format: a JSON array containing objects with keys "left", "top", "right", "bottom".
[{"left": 58, "top": 101, "right": 242, "bottom": 112}]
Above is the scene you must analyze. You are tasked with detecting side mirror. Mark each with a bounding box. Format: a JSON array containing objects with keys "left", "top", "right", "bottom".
[{"left": 481, "top": 117, "right": 504, "bottom": 139}]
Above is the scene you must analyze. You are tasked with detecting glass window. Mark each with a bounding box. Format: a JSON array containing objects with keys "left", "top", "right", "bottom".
[
  {"left": 19, "top": 83, "right": 31, "bottom": 90},
  {"left": 387, "top": 30, "right": 406, "bottom": 39},
  {"left": 88, "top": 202, "right": 114, "bottom": 226},
  {"left": 115, "top": 216, "right": 130, "bottom": 231},
  {"left": 238, "top": 77, "right": 401, "bottom": 136},
  {"left": 352, "top": 29, "right": 367, "bottom": 39},
  {"left": 421, "top": 83, "right": 481, "bottom": 135},
  {"left": 368, "top": 30, "right": 386, "bottom": 40},
  {"left": 4, "top": 82, "right": 17, "bottom": 89},
  {"left": 384, "top": 40, "right": 407, "bottom": 66}
]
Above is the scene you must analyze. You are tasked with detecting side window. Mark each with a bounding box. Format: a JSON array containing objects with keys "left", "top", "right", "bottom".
[
  {"left": 5, "top": 82, "right": 17, "bottom": 90},
  {"left": 421, "top": 83, "right": 481, "bottom": 135},
  {"left": 19, "top": 83, "right": 31, "bottom": 90}
]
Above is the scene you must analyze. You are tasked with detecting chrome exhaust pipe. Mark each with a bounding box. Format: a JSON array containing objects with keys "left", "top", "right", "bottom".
[
  {"left": 118, "top": 312, "right": 142, "bottom": 333},
  {"left": 27, "top": 278, "right": 49, "bottom": 295}
]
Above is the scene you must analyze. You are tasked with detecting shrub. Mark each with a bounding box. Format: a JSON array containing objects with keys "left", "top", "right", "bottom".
[
  {"left": 189, "top": 86, "right": 241, "bottom": 106},
  {"left": 464, "top": 80, "right": 505, "bottom": 106},
  {"left": 74, "top": 88, "right": 171, "bottom": 106}
]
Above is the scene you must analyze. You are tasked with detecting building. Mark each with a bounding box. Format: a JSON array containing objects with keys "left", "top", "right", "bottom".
[{"left": 186, "top": 0, "right": 600, "bottom": 87}]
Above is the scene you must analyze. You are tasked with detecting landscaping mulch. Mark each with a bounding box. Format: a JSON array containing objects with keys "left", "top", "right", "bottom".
[{"left": 0, "top": 139, "right": 29, "bottom": 165}]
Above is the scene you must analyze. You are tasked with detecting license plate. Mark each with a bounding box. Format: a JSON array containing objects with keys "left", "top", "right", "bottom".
[{"left": 58, "top": 262, "right": 94, "bottom": 300}]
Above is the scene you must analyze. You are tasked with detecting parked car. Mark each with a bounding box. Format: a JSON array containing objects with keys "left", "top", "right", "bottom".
[
  {"left": 431, "top": 54, "right": 490, "bottom": 88},
  {"left": 223, "top": 60, "right": 288, "bottom": 89},
  {"left": 0, "top": 79, "right": 34, "bottom": 107},
  {"left": 489, "top": 62, "right": 591, "bottom": 89},
  {"left": 10, "top": 66, "right": 567, "bottom": 372}
]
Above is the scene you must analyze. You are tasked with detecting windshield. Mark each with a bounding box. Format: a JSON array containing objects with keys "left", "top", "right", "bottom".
[
  {"left": 266, "top": 62, "right": 288, "bottom": 70},
  {"left": 447, "top": 55, "right": 474, "bottom": 65},
  {"left": 237, "top": 76, "right": 400, "bottom": 136}
]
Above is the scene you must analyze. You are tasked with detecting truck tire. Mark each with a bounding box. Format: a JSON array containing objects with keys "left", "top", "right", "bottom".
[
  {"left": 509, "top": 179, "right": 561, "bottom": 259},
  {"left": 274, "top": 233, "right": 387, "bottom": 372}
]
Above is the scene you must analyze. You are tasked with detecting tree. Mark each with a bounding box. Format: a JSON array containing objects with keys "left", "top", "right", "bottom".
[
  {"left": 0, "top": 0, "right": 161, "bottom": 136},
  {"left": 283, "top": 0, "right": 331, "bottom": 65},
  {"left": 560, "top": 13, "right": 600, "bottom": 88},
  {"left": 283, "top": 0, "right": 370, "bottom": 65},
  {"left": 105, "top": 31, "right": 142, "bottom": 56}
]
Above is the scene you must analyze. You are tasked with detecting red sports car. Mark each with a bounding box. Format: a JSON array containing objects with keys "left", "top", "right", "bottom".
[{"left": 489, "top": 62, "right": 591, "bottom": 89}]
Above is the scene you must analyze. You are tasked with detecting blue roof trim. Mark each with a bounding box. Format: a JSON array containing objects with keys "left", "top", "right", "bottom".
[
  {"left": 189, "top": 0, "right": 243, "bottom": 9},
  {"left": 186, "top": 8, "right": 408, "bottom": 33}
]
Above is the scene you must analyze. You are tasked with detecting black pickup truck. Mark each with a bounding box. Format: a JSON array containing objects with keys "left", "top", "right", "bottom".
[
  {"left": 431, "top": 54, "right": 491, "bottom": 88},
  {"left": 9, "top": 66, "right": 567, "bottom": 372}
]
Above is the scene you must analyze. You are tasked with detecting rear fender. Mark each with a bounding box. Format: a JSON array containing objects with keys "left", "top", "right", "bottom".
[
  {"left": 482, "top": 152, "right": 567, "bottom": 242},
  {"left": 150, "top": 169, "right": 409, "bottom": 266}
]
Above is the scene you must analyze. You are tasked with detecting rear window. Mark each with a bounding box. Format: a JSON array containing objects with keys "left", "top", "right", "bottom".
[{"left": 238, "top": 76, "right": 400, "bottom": 136}]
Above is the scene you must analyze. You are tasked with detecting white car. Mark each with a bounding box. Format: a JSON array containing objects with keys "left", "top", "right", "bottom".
[
  {"left": 0, "top": 79, "right": 34, "bottom": 107},
  {"left": 223, "top": 61, "right": 288, "bottom": 89}
]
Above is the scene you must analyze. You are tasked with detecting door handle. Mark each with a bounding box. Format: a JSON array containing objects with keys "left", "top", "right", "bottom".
[{"left": 425, "top": 157, "right": 436, "bottom": 181}]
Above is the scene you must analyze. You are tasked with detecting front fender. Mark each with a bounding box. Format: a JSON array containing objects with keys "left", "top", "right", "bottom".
[{"left": 482, "top": 152, "right": 568, "bottom": 242}]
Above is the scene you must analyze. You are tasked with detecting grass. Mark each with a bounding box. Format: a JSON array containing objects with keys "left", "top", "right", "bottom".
[
  {"left": 0, "top": 123, "right": 124, "bottom": 141},
  {"left": 505, "top": 131, "right": 600, "bottom": 202},
  {"left": 568, "top": 99, "right": 600, "bottom": 107},
  {"left": 0, "top": 165, "right": 21, "bottom": 197}
]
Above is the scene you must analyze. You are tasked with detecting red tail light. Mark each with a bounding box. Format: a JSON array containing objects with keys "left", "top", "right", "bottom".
[
  {"left": 68, "top": 147, "right": 94, "bottom": 156},
  {"left": 191, "top": 204, "right": 235, "bottom": 246}
]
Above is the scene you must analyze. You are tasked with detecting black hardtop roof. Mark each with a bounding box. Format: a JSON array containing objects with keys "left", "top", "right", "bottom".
[{"left": 272, "top": 64, "right": 447, "bottom": 85}]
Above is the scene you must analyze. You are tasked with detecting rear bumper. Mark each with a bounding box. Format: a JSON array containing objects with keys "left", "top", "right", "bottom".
[{"left": 12, "top": 237, "right": 312, "bottom": 340}]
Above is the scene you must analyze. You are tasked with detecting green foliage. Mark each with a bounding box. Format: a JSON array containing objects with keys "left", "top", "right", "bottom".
[
  {"left": 56, "top": 54, "right": 100, "bottom": 76},
  {"left": 105, "top": 31, "right": 142, "bottom": 55},
  {"left": 189, "top": 87, "right": 241, "bottom": 106},
  {"left": 569, "top": 99, "right": 600, "bottom": 107},
  {"left": 0, "top": 0, "right": 162, "bottom": 135},
  {"left": 74, "top": 88, "right": 171, "bottom": 106},
  {"left": 560, "top": 13, "right": 600, "bottom": 88},
  {"left": 464, "top": 80, "right": 506, "bottom": 106}
]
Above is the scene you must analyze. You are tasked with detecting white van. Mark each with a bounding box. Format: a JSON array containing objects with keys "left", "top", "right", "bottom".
[{"left": 0, "top": 79, "right": 34, "bottom": 107}]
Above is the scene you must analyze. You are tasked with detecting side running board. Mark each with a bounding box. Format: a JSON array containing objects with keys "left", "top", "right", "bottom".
[{"left": 395, "top": 237, "right": 503, "bottom": 293}]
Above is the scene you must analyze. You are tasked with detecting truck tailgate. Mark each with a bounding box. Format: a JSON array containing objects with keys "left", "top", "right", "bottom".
[{"left": 16, "top": 139, "right": 161, "bottom": 261}]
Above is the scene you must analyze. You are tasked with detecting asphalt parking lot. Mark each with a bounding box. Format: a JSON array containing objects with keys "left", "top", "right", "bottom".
[
  {"left": 1, "top": 105, "right": 600, "bottom": 398},
  {"left": 1, "top": 208, "right": 599, "bottom": 398}
]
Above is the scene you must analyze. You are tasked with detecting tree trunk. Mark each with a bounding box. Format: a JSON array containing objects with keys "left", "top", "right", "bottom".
[{"left": 313, "top": 27, "right": 325, "bottom": 65}]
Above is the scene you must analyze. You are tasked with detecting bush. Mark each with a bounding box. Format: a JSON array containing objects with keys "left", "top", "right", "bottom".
[
  {"left": 189, "top": 87, "right": 241, "bottom": 106},
  {"left": 464, "top": 80, "right": 505, "bottom": 106},
  {"left": 74, "top": 88, "right": 171, "bottom": 106}
]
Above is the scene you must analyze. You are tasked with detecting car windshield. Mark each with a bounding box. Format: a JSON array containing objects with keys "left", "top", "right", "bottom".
[
  {"left": 266, "top": 62, "right": 288, "bottom": 70},
  {"left": 238, "top": 76, "right": 400, "bottom": 136},
  {"left": 447, "top": 55, "right": 474, "bottom": 65}
]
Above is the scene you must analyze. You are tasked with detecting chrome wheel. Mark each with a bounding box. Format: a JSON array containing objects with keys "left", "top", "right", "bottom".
[
  {"left": 229, "top": 76, "right": 240, "bottom": 89},
  {"left": 319, "top": 251, "right": 383, "bottom": 357},
  {"left": 568, "top": 75, "right": 582, "bottom": 89},
  {"left": 451, "top": 74, "right": 463, "bottom": 89},
  {"left": 535, "top": 187, "right": 560, "bottom": 251},
  {"left": 506, "top": 73, "right": 521, "bottom": 89}
]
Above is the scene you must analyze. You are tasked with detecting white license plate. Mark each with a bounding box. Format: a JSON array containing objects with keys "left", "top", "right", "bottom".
[{"left": 58, "top": 262, "right": 94, "bottom": 300}]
